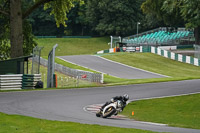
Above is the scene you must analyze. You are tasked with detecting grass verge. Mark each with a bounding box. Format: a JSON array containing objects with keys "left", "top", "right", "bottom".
[
  {"left": 0, "top": 112, "right": 158, "bottom": 133},
  {"left": 55, "top": 57, "right": 98, "bottom": 73},
  {"left": 122, "top": 93, "right": 200, "bottom": 129},
  {"left": 53, "top": 53, "right": 200, "bottom": 86},
  {"left": 102, "top": 52, "right": 200, "bottom": 78},
  {"left": 36, "top": 38, "right": 200, "bottom": 86},
  {"left": 36, "top": 37, "right": 110, "bottom": 56}
]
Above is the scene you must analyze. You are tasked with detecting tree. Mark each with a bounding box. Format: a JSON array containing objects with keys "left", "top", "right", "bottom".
[
  {"left": 86, "top": 0, "right": 143, "bottom": 36},
  {"left": 0, "top": 0, "right": 82, "bottom": 59},
  {"left": 28, "top": 6, "right": 64, "bottom": 36},
  {"left": 141, "top": 0, "right": 200, "bottom": 44},
  {"left": 162, "top": 0, "right": 200, "bottom": 44},
  {"left": 65, "top": 1, "right": 88, "bottom": 36},
  {"left": 28, "top": 1, "right": 88, "bottom": 36},
  {"left": 141, "top": 0, "right": 184, "bottom": 27},
  {"left": 0, "top": 10, "right": 10, "bottom": 60}
]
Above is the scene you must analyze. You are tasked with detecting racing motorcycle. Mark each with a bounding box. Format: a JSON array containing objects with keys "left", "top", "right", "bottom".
[{"left": 96, "top": 100, "right": 124, "bottom": 118}]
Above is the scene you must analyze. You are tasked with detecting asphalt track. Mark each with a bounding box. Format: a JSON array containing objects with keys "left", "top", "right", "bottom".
[
  {"left": 58, "top": 55, "right": 167, "bottom": 79},
  {"left": 0, "top": 80, "right": 200, "bottom": 133}
]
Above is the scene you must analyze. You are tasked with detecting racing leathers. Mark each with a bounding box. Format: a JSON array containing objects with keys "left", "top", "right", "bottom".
[{"left": 100, "top": 96, "right": 127, "bottom": 112}]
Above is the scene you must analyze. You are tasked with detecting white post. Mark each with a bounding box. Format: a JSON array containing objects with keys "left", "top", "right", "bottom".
[
  {"left": 137, "top": 22, "right": 140, "bottom": 45},
  {"left": 119, "top": 36, "right": 121, "bottom": 42},
  {"left": 76, "top": 76, "right": 79, "bottom": 87},
  {"left": 101, "top": 73, "right": 104, "bottom": 84},
  {"left": 110, "top": 36, "right": 113, "bottom": 49}
]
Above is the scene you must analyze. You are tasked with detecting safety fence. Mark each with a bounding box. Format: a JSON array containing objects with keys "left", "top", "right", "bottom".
[
  {"left": 194, "top": 45, "right": 200, "bottom": 59},
  {"left": 39, "top": 57, "right": 103, "bottom": 83},
  {"left": 97, "top": 46, "right": 149, "bottom": 54},
  {"left": 96, "top": 45, "right": 199, "bottom": 67},
  {"left": 36, "top": 36, "right": 91, "bottom": 38},
  {"left": 150, "top": 47, "right": 200, "bottom": 66}
]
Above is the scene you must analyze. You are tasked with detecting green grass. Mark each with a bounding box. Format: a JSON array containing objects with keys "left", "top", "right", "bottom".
[
  {"left": 40, "top": 63, "right": 97, "bottom": 89},
  {"left": 36, "top": 38, "right": 200, "bottom": 86},
  {"left": 1, "top": 38, "right": 199, "bottom": 132},
  {"left": 28, "top": 59, "right": 98, "bottom": 89},
  {"left": 122, "top": 93, "right": 200, "bottom": 129},
  {"left": 0, "top": 112, "right": 158, "bottom": 133},
  {"left": 54, "top": 52, "right": 200, "bottom": 85},
  {"left": 102, "top": 52, "right": 200, "bottom": 78},
  {"left": 52, "top": 52, "right": 200, "bottom": 86},
  {"left": 36, "top": 37, "right": 110, "bottom": 56},
  {"left": 55, "top": 57, "right": 98, "bottom": 73}
]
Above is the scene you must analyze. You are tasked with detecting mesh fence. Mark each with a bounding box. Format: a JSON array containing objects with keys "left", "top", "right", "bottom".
[
  {"left": 32, "top": 46, "right": 43, "bottom": 74},
  {"left": 39, "top": 57, "right": 103, "bottom": 84},
  {"left": 194, "top": 45, "right": 200, "bottom": 59},
  {"left": 47, "top": 44, "right": 57, "bottom": 88}
]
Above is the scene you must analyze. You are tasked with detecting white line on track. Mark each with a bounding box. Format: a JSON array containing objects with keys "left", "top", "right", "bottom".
[
  {"left": 128, "top": 92, "right": 200, "bottom": 103},
  {"left": 95, "top": 55, "right": 170, "bottom": 77},
  {"left": 84, "top": 92, "right": 200, "bottom": 126},
  {"left": 57, "top": 56, "right": 119, "bottom": 78},
  {"left": 139, "top": 121, "right": 168, "bottom": 126}
]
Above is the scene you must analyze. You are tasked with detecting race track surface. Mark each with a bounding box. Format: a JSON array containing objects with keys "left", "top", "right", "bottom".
[
  {"left": 58, "top": 55, "right": 166, "bottom": 79},
  {"left": 0, "top": 80, "right": 200, "bottom": 133}
]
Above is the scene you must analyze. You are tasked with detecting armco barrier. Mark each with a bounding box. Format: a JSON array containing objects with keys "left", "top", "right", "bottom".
[
  {"left": 97, "top": 48, "right": 115, "bottom": 54},
  {"left": 39, "top": 57, "right": 103, "bottom": 83},
  {"left": 150, "top": 46, "right": 200, "bottom": 66}
]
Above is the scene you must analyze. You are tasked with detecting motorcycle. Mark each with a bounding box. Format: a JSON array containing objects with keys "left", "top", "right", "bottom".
[{"left": 96, "top": 100, "right": 124, "bottom": 118}]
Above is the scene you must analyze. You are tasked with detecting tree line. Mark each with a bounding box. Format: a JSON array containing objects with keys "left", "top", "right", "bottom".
[
  {"left": 29, "top": 0, "right": 144, "bottom": 37},
  {"left": 0, "top": 0, "right": 199, "bottom": 60}
]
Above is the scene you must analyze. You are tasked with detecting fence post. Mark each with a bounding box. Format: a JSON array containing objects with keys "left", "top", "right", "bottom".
[
  {"left": 101, "top": 73, "right": 104, "bottom": 84},
  {"left": 76, "top": 76, "right": 79, "bottom": 87},
  {"left": 47, "top": 44, "right": 58, "bottom": 88}
]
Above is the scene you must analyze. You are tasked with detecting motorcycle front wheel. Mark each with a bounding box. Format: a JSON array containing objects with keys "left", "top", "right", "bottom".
[{"left": 102, "top": 107, "right": 116, "bottom": 118}]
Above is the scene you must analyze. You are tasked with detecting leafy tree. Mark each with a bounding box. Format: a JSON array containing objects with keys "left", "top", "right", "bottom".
[
  {"left": 65, "top": 1, "right": 89, "bottom": 36},
  {"left": 141, "top": 0, "right": 200, "bottom": 44},
  {"left": 0, "top": 0, "right": 82, "bottom": 59},
  {"left": 86, "top": 0, "right": 143, "bottom": 36},
  {"left": 28, "top": 6, "right": 63, "bottom": 36},
  {"left": 0, "top": 12, "right": 10, "bottom": 60},
  {"left": 141, "top": 0, "right": 184, "bottom": 27},
  {"left": 162, "top": 0, "right": 200, "bottom": 44},
  {"left": 28, "top": 1, "right": 88, "bottom": 36}
]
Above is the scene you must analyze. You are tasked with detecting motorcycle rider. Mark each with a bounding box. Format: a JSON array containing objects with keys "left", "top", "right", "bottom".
[{"left": 96, "top": 94, "right": 129, "bottom": 117}]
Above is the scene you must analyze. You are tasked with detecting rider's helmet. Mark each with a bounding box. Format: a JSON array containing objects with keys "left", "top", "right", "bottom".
[{"left": 123, "top": 94, "right": 129, "bottom": 101}]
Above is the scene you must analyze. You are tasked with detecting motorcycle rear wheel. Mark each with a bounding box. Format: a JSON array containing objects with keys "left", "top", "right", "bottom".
[{"left": 96, "top": 110, "right": 101, "bottom": 117}]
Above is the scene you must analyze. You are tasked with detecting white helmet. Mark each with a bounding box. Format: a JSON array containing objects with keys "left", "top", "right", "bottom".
[{"left": 123, "top": 94, "right": 129, "bottom": 101}]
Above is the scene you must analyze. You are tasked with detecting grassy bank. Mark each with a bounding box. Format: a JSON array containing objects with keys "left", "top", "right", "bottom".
[
  {"left": 102, "top": 52, "right": 200, "bottom": 78},
  {"left": 29, "top": 60, "right": 98, "bottom": 89},
  {"left": 36, "top": 37, "right": 110, "bottom": 56},
  {"left": 122, "top": 93, "right": 200, "bottom": 129},
  {"left": 0, "top": 112, "right": 158, "bottom": 133},
  {"left": 54, "top": 52, "right": 200, "bottom": 86},
  {"left": 36, "top": 38, "right": 200, "bottom": 86}
]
